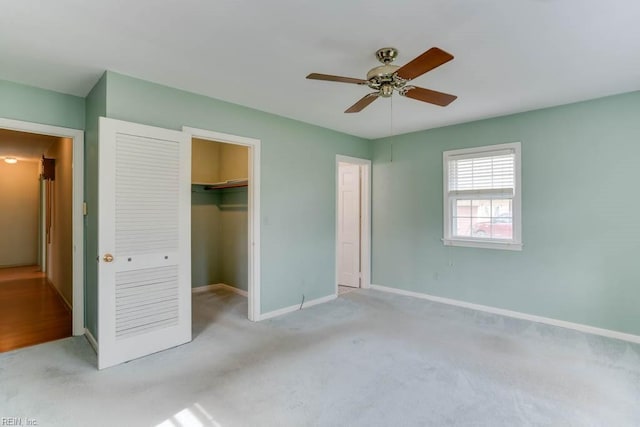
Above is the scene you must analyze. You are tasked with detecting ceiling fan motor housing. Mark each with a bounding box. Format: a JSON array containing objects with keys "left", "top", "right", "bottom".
[
  {"left": 367, "top": 48, "right": 408, "bottom": 95},
  {"left": 366, "top": 64, "right": 406, "bottom": 92}
]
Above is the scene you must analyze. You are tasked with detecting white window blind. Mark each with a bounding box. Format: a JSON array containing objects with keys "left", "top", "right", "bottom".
[{"left": 448, "top": 149, "right": 515, "bottom": 198}]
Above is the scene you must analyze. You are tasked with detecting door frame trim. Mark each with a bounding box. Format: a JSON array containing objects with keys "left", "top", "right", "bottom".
[
  {"left": 335, "top": 155, "right": 372, "bottom": 295},
  {"left": 182, "top": 127, "right": 261, "bottom": 321},
  {"left": 0, "top": 117, "right": 85, "bottom": 336}
]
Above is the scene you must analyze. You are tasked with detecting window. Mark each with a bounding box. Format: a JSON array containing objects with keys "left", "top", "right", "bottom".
[{"left": 443, "top": 142, "right": 522, "bottom": 250}]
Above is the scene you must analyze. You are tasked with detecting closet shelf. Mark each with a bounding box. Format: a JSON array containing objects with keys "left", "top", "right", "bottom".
[{"left": 192, "top": 178, "right": 248, "bottom": 190}]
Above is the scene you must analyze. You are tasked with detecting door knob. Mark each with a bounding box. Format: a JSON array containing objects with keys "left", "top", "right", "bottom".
[{"left": 103, "top": 253, "right": 114, "bottom": 263}]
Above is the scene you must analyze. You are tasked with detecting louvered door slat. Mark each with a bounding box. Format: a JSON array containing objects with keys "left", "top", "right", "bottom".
[{"left": 98, "top": 117, "right": 191, "bottom": 370}]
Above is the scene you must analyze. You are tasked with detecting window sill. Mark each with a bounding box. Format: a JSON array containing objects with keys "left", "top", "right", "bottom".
[{"left": 442, "top": 238, "right": 523, "bottom": 251}]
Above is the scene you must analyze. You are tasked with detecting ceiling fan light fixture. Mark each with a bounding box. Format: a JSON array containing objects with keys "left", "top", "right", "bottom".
[
  {"left": 4, "top": 157, "right": 17, "bottom": 164},
  {"left": 380, "top": 84, "right": 394, "bottom": 98}
]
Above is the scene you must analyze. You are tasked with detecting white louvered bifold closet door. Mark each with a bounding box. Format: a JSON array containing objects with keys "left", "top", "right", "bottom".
[{"left": 98, "top": 117, "right": 191, "bottom": 370}]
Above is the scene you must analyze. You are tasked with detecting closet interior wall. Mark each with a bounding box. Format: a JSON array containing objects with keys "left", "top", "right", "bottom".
[{"left": 191, "top": 138, "right": 248, "bottom": 293}]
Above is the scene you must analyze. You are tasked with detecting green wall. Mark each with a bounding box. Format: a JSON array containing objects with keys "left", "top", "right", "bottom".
[
  {"left": 191, "top": 188, "right": 223, "bottom": 288},
  {"left": 219, "top": 188, "right": 249, "bottom": 291},
  {"left": 8, "top": 72, "right": 636, "bottom": 338},
  {"left": 191, "top": 187, "right": 249, "bottom": 292},
  {"left": 101, "top": 71, "right": 371, "bottom": 314},
  {"left": 371, "top": 90, "right": 640, "bottom": 336},
  {"left": 83, "top": 73, "right": 107, "bottom": 338},
  {"left": 0, "top": 79, "right": 85, "bottom": 129}
]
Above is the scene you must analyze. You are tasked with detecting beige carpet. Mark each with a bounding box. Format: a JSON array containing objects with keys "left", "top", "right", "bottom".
[{"left": 2, "top": 287, "right": 639, "bottom": 426}]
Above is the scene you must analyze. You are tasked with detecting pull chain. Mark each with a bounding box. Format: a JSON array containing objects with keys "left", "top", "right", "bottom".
[{"left": 390, "top": 94, "right": 394, "bottom": 162}]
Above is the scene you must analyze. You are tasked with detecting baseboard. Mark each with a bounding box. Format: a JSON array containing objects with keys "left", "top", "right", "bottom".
[
  {"left": 0, "top": 263, "right": 38, "bottom": 269},
  {"left": 369, "top": 284, "right": 640, "bottom": 345},
  {"left": 192, "top": 283, "right": 248, "bottom": 297},
  {"left": 84, "top": 328, "right": 98, "bottom": 354},
  {"left": 259, "top": 294, "right": 338, "bottom": 321},
  {"left": 46, "top": 279, "right": 72, "bottom": 312}
]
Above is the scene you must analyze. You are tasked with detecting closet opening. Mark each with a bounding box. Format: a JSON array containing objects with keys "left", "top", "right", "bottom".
[{"left": 189, "top": 130, "right": 261, "bottom": 322}]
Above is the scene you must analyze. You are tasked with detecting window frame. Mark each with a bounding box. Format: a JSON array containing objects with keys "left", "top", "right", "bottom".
[{"left": 442, "top": 142, "right": 522, "bottom": 251}]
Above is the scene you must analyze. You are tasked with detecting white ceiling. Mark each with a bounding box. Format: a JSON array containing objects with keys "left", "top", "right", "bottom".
[
  {"left": 0, "top": 129, "right": 59, "bottom": 161},
  {"left": 1, "top": 0, "right": 639, "bottom": 139}
]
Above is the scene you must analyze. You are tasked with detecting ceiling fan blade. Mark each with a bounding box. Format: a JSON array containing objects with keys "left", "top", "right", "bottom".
[
  {"left": 396, "top": 47, "right": 454, "bottom": 81},
  {"left": 402, "top": 86, "right": 457, "bottom": 106},
  {"left": 306, "top": 73, "right": 368, "bottom": 85},
  {"left": 345, "top": 93, "right": 379, "bottom": 113}
]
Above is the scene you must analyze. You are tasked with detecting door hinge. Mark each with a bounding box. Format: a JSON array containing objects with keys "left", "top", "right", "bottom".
[{"left": 83, "top": 202, "right": 88, "bottom": 216}]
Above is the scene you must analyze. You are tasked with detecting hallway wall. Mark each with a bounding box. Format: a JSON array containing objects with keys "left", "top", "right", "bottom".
[
  {"left": 0, "top": 160, "right": 40, "bottom": 267},
  {"left": 45, "top": 138, "right": 73, "bottom": 306}
]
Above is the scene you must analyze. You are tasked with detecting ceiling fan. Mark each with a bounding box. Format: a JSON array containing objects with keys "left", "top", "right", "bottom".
[{"left": 306, "top": 47, "right": 457, "bottom": 113}]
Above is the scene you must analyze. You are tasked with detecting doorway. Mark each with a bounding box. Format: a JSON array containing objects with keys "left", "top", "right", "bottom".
[
  {"left": 183, "top": 127, "right": 261, "bottom": 321},
  {"left": 0, "top": 118, "right": 84, "bottom": 338},
  {"left": 0, "top": 123, "right": 83, "bottom": 351},
  {"left": 335, "top": 155, "right": 371, "bottom": 296}
]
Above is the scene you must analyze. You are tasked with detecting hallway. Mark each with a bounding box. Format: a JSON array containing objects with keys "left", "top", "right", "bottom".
[{"left": 0, "top": 265, "right": 71, "bottom": 352}]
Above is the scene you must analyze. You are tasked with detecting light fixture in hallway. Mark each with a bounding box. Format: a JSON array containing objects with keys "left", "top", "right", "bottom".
[{"left": 4, "top": 157, "right": 17, "bottom": 164}]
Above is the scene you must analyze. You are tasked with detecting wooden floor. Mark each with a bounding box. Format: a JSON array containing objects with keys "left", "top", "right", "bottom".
[{"left": 0, "top": 265, "right": 72, "bottom": 352}]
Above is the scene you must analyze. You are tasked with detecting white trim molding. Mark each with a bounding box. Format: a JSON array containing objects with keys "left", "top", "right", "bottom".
[
  {"left": 370, "top": 284, "right": 640, "bottom": 345},
  {"left": 84, "top": 328, "right": 98, "bottom": 354},
  {"left": 47, "top": 279, "right": 72, "bottom": 311},
  {"left": 192, "top": 283, "right": 248, "bottom": 297},
  {"left": 442, "top": 238, "right": 523, "bottom": 251},
  {"left": 182, "top": 126, "right": 261, "bottom": 322},
  {"left": 0, "top": 117, "right": 85, "bottom": 336},
  {"left": 259, "top": 294, "right": 337, "bottom": 321}
]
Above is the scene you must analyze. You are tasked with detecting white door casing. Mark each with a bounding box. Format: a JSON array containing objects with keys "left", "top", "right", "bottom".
[
  {"left": 98, "top": 117, "right": 191, "bottom": 369},
  {"left": 337, "top": 162, "right": 361, "bottom": 287}
]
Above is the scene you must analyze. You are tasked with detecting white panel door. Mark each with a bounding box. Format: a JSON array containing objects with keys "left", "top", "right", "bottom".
[
  {"left": 338, "top": 163, "right": 361, "bottom": 287},
  {"left": 98, "top": 117, "right": 191, "bottom": 369}
]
